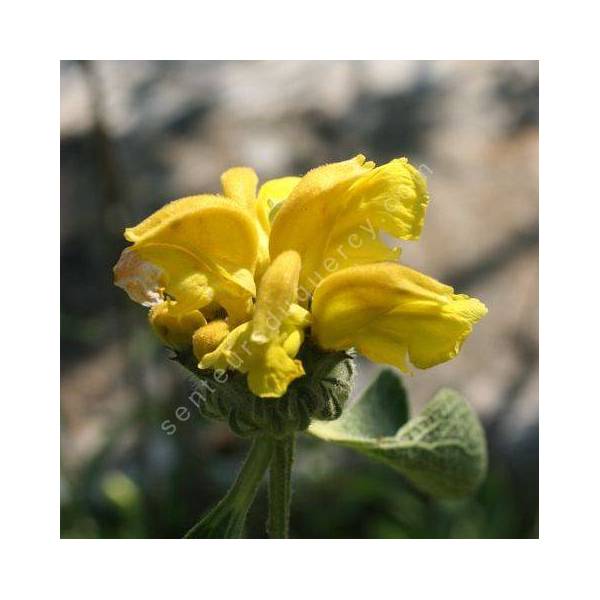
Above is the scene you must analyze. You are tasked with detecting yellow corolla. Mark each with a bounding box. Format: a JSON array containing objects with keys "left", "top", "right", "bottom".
[
  {"left": 199, "top": 251, "right": 310, "bottom": 398},
  {"left": 114, "top": 154, "right": 487, "bottom": 398}
]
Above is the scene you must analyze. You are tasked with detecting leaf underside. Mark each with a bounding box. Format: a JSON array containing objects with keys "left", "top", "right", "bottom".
[{"left": 308, "top": 369, "right": 487, "bottom": 498}]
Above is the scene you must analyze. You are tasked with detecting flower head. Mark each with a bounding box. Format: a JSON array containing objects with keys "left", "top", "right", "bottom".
[{"left": 114, "top": 154, "right": 487, "bottom": 397}]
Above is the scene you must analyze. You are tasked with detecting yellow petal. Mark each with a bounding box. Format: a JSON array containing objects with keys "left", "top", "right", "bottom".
[
  {"left": 281, "top": 326, "right": 305, "bottom": 357},
  {"left": 220, "top": 167, "right": 259, "bottom": 211},
  {"left": 251, "top": 250, "right": 301, "bottom": 344},
  {"left": 311, "top": 263, "right": 487, "bottom": 372},
  {"left": 199, "top": 252, "right": 310, "bottom": 398},
  {"left": 256, "top": 176, "right": 301, "bottom": 234},
  {"left": 269, "top": 155, "right": 429, "bottom": 294},
  {"left": 220, "top": 166, "right": 277, "bottom": 282},
  {"left": 199, "top": 321, "right": 252, "bottom": 372},
  {"left": 149, "top": 302, "right": 207, "bottom": 350},
  {"left": 246, "top": 344, "right": 305, "bottom": 398},
  {"left": 345, "top": 158, "right": 429, "bottom": 240},
  {"left": 199, "top": 322, "right": 306, "bottom": 398},
  {"left": 116, "top": 194, "right": 258, "bottom": 326},
  {"left": 284, "top": 303, "right": 312, "bottom": 328},
  {"left": 269, "top": 155, "right": 372, "bottom": 289}
]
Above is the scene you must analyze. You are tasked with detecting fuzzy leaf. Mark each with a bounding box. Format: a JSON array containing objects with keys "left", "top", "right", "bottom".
[
  {"left": 310, "top": 368, "right": 408, "bottom": 440},
  {"left": 309, "top": 372, "right": 487, "bottom": 498}
]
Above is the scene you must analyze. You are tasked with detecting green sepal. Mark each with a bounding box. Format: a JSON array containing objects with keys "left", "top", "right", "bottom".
[
  {"left": 308, "top": 370, "right": 487, "bottom": 498},
  {"left": 176, "top": 342, "right": 355, "bottom": 438}
]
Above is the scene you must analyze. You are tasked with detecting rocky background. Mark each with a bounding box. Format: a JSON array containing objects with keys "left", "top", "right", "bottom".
[{"left": 61, "top": 60, "right": 538, "bottom": 538}]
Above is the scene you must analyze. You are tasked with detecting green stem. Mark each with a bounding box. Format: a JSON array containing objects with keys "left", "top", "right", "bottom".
[
  {"left": 184, "top": 436, "right": 274, "bottom": 538},
  {"left": 267, "top": 434, "right": 296, "bottom": 539}
]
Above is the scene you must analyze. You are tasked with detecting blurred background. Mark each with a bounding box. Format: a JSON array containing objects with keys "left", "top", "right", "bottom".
[{"left": 60, "top": 60, "right": 538, "bottom": 538}]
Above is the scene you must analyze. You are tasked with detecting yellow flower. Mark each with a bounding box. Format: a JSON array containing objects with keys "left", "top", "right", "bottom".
[
  {"left": 199, "top": 251, "right": 310, "bottom": 397},
  {"left": 114, "top": 154, "right": 487, "bottom": 397},
  {"left": 311, "top": 263, "right": 487, "bottom": 373},
  {"left": 114, "top": 195, "right": 258, "bottom": 325},
  {"left": 269, "top": 155, "right": 429, "bottom": 295}
]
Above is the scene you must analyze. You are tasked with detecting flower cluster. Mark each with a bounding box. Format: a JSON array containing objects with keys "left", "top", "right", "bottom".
[{"left": 114, "top": 155, "right": 487, "bottom": 398}]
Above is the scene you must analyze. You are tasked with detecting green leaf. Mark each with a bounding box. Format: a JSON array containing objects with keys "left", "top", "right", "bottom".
[
  {"left": 310, "top": 368, "right": 408, "bottom": 441},
  {"left": 309, "top": 372, "right": 487, "bottom": 498}
]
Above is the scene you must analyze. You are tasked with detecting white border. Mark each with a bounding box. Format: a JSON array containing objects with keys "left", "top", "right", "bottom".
[{"left": 4, "top": 0, "right": 600, "bottom": 597}]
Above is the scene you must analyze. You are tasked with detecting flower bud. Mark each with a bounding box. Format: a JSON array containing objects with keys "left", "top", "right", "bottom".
[
  {"left": 149, "top": 303, "right": 206, "bottom": 350},
  {"left": 192, "top": 320, "right": 230, "bottom": 361}
]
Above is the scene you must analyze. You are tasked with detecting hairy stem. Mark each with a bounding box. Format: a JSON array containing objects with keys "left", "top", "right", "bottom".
[
  {"left": 184, "top": 436, "right": 274, "bottom": 538},
  {"left": 267, "top": 434, "right": 296, "bottom": 539}
]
